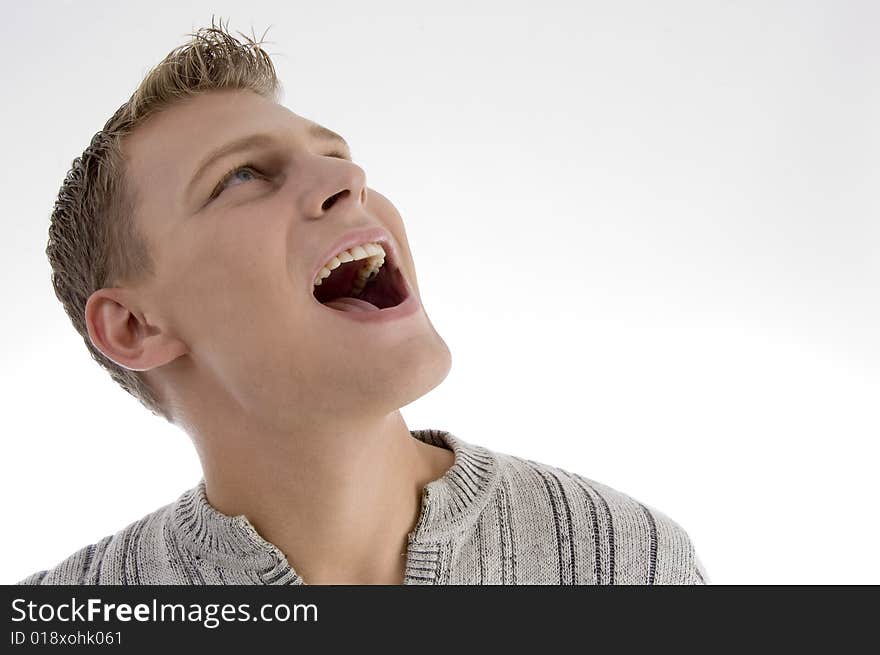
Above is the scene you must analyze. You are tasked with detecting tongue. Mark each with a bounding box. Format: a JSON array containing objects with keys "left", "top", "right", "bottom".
[{"left": 323, "top": 297, "right": 381, "bottom": 312}]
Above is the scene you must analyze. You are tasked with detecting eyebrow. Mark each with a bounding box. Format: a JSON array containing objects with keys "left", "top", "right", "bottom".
[{"left": 185, "top": 123, "right": 350, "bottom": 202}]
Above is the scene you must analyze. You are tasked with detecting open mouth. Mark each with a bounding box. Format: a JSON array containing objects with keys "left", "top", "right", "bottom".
[{"left": 312, "top": 247, "right": 410, "bottom": 312}]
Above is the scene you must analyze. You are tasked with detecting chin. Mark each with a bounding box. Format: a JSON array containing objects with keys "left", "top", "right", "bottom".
[
  {"left": 421, "top": 337, "right": 453, "bottom": 393},
  {"left": 373, "top": 333, "right": 453, "bottom": 413}
]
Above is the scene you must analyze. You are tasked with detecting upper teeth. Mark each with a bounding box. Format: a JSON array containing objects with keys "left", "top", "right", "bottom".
[{"left": 313, "top": 241, "right": 386, "bottom": 296}]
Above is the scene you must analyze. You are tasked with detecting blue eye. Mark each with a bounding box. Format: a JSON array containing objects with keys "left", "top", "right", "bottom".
[
  {"left": 210, "top": 164, "right": 262, "bottom": 200},
  {"left": 208, "top": 151, "right": 351, "bottom": 202}
]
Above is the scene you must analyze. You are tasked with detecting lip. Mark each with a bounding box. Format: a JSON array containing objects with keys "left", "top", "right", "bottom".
[
  {"left": 308, "top": 226, "right": 397, "bottom": 293},
  {"left": 308, "top": 225, "right": 419, "bottom": 320},
  {"left": 323, "top": 287, "right": 421, "bottom": 323}
]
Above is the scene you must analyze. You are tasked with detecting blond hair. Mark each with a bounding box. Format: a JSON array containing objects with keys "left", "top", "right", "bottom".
[{"left": 46, "top": 16, "right": 281, "bottom": 422}]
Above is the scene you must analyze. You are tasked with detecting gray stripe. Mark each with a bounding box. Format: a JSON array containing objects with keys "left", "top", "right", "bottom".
[
  {"left": 262, "top": 563, "right": 291, "bottom": 584},
  {"left": 78, "top": 544, "right": 95, "bottom": 586},
  {"left": 577, "top": 477, "right": 616, "bottom": 584},
  {"left": 126, "top": 517, "right": 148, "bottom": 585},
  {"left": 90, "top": 536, "right": 112, "bottom": 585},
  {"left": 441, "top": 542, "right": 454, "bottom": 584},
  {"left": 447, "top": 479, "right": 467, "bottom": 513},
  {"left": 501, "top": 477, "right": 517, "bottom": 584},
  {"left": 405, "top": 543, "right": 441, "bottom": 583},
  {"left": 570, "top": 474, "right": 603, "bottom": 584},
  {"left": 547, "top": 470, "right": 577, "bottom": 585},
  {"left": 187, "top": 551, "right": 206, "bottom": 584},
  {"left": 94, "top": 544, "right": 102, "bottom": 585},
  {"left": 475, "top": 517, "right": 485, "bottom": 584},
  {"left": 163, "top": 519, "right": 199, "bottom": 584},
  {"left": 448, "top": 467, "right": 478, "bottom": 497},
  {"left": 120, "top": 527, "right": 132, "bottom": 585},
  {"left": 406, "top": 564, "right": 438, "bottom": 574},
  {"left": 638, "top": 503, "right": 658, "bottom": 585},
  {"left": 406, "top": 555, "right": 442, "bottom": 564},
  {"left": 455, "top": 461, "right": 483, "bottom": 492},
  {"left": 528, "top": 463, "right": 568, "bottom": 584},
  {"left": 494, "top": 484, "right": 510, "bottom": 584}
]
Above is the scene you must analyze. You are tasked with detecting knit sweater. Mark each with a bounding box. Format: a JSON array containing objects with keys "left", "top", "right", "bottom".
[{"left": 17, "top": 429, "right": 709, "bottom": 585}]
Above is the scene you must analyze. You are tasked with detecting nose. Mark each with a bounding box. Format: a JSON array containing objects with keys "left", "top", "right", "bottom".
[
  {"left": 311, "top": 162, "right": 368, "bottom": 217},
  {"left": 322, "top": 187, "right": 364, "bottom": 212}
]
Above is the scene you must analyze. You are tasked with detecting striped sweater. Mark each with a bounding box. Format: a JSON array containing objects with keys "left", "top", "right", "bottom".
[{"left": 17, "top": 429, "right": 709, "bottom": 585}]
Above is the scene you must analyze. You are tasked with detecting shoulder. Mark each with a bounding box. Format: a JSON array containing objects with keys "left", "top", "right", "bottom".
[
  {"left": 491, "top": 451, "right": 709, "bottom": 584},
  {"left": 15, "top": 499, "right": 178, "bottom": 585}
]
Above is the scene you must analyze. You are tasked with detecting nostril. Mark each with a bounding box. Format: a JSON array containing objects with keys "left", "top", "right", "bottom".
[{"left": 322, "top": 190, "right": 347, "bottom": 211}]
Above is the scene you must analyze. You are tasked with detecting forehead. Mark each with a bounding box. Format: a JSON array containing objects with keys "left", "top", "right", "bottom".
[
  {"left": 125, "top": 87, "right": 298, "bottom": 173},
  {"left": 121, "top": 89, "right": 306, "bottom": 227}
]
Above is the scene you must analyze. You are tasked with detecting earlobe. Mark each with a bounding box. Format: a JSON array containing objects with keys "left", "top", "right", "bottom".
[{"left": 84, "top": 289, "right": 186, "bottom": 372}]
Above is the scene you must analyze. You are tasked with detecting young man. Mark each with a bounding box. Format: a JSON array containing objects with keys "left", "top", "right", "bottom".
[{"left": 18, "top": 20, "right": 708, "bottom": 585}]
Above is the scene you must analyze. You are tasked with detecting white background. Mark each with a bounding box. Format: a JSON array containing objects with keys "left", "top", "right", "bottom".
[{"left": 2, "top": 0, "right": 877, "bottom": 584}]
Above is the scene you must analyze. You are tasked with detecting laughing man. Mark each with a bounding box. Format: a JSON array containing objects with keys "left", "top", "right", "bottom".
[{"left": 18, "top": 20, "right": 709, "bottom": 585}]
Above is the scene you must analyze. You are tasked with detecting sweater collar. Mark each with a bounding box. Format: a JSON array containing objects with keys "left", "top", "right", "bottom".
[{"left": 171, "top": 429, "right": 500, "bottom": 568}]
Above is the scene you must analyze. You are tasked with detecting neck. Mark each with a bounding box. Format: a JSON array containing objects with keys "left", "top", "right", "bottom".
[{"left": 193, "top": 410, "right": 455, "bottom": 585}]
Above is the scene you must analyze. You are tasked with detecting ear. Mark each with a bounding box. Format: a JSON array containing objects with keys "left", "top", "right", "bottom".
[{"left": 84, "top": 288, "right": 187, "bottom": 372}]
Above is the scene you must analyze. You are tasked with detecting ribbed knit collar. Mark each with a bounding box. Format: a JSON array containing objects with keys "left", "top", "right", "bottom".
[{"left": 170, "top": 429, "right": 500, "bottom": 578}]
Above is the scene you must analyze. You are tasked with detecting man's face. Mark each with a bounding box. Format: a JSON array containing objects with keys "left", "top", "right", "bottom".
[{"left": 121, "top": 88, "right": 451, "bottom": 431}]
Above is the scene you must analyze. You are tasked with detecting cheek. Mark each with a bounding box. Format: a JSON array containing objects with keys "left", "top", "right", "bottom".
[
  {"left": 366, "top": 190, "right": 412, "bottom": 258},
  {"left": 160, "top": 238, "right": 274, "bottom": 330}
]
